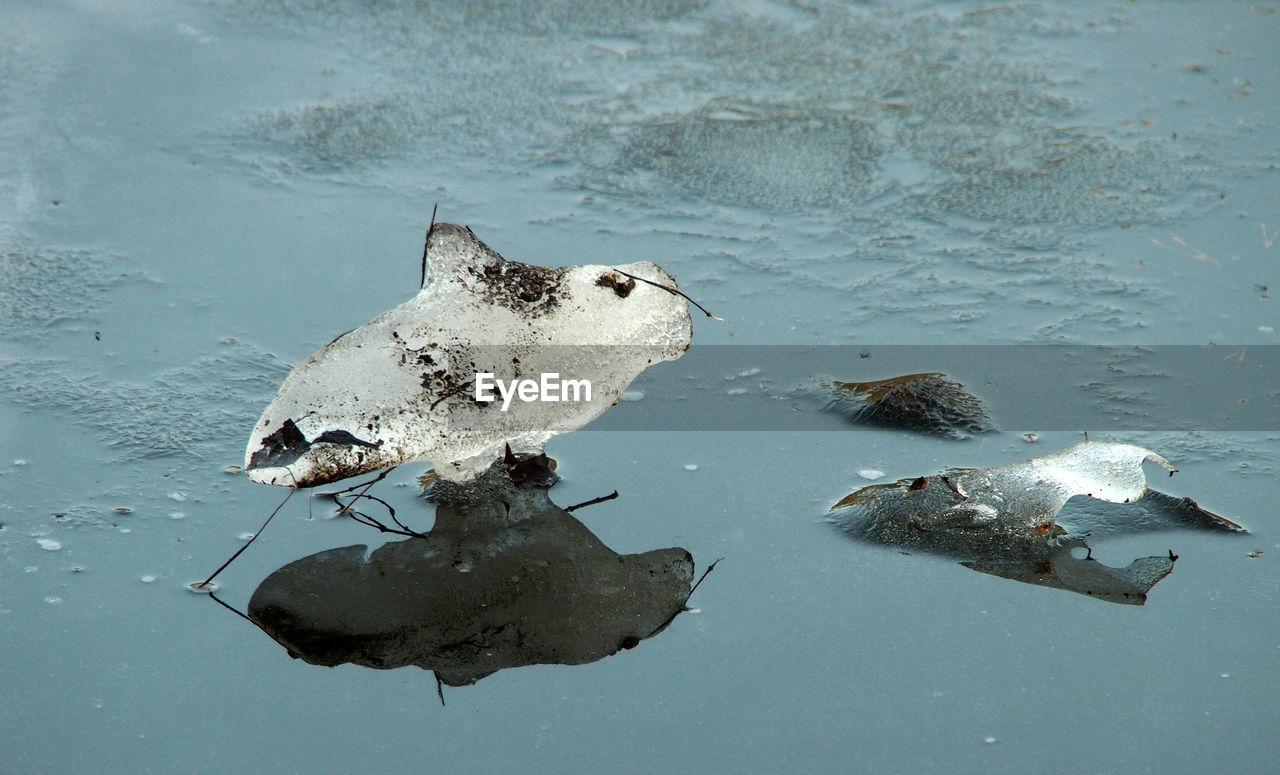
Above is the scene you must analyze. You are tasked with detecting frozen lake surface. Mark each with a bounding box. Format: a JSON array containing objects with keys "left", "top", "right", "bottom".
[{"left": 2, "top": 1, "right": 1277, "bottom": 772}]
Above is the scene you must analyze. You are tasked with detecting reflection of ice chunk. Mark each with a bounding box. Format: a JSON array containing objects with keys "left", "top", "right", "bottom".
[
  {"left": 246, "top": 222, "right": 692, "bottom": 486},
  {"left": 247, "top": 459, "right": 695, "bottom": 685},
  {"left": 962, "top": 552, "right": 1178, "bottom": 606}
]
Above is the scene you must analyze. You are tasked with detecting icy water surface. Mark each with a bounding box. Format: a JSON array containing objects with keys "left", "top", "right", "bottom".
[{"left": 2, "top": 1, "right": 1277, "bottom": 773}]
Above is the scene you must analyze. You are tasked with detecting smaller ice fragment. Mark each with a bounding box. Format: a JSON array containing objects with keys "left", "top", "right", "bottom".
[{"left": 830, "top": 440, "right": 1244, "bottom": 604}]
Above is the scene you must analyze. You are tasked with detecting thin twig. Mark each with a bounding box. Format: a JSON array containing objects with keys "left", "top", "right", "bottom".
[
  {"left": 343, "top": 502, "right": 417, "bottom": 538},
  {"left": 564, "top": 490, "right": 619, "bottom": 513},
  {"left": 421, "top": 202, "right": 438, "bottom": 288},
  {"left": 344, "top": 506, "right": 423, "bottom": 538},
  {"left": 197, "top": 487, "right": 296, "bottom": 589},
  {"left": 345, "top": 500, "right": 425, "bottom": 538},
  {"left": 319, "top": 467, "right": 395, "bottom": 500},
  {"left": 208, "top": 590, "right": 256, "bottom": 623},
  {"left": 336, "top": 467, "right": 394, "bottom": 510},
  {"left": 330, "top": 467, "right": 428, "bottom": 537},
  {"left": 642, "top": 555, "right": 722, "bottom": 639},
  {"left": 686, "top": 557, "right": 722, "bottom": 603},
  {"left": 610, "top": 268, "right": 724, "bottom": 321}
]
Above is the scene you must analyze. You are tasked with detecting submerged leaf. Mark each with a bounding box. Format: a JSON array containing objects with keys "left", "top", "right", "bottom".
[
  {"left": 245, "top": 222, "right": 692, "bottom": 486},
  {"left": 826, "top": 372, "right": 992, "bottom": 438}
]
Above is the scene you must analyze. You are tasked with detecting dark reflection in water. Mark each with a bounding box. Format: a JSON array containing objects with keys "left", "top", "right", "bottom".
[
  {"left": 830, "top": 441, "right": 1245, "bottom": 605},
  {"left": 245, "top": 456, "right": 698, "bottom": 691}
]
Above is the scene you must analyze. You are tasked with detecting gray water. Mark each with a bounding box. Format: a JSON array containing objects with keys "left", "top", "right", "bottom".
[{"left": 2, "top": 1, "right": 1277, "bottom": 773}]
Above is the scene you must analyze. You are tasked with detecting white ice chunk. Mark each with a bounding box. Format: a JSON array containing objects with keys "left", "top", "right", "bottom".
[
  {"left": 953, "top": 440, "right": 1175, "bottom": 524},
  {"left": 246, "top": 223, "right": 692, "bottom": 486}
]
